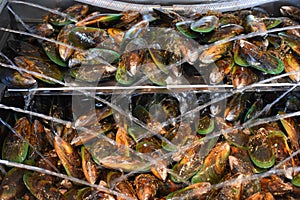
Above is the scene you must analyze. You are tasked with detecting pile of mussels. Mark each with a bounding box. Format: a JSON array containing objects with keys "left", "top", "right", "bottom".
[{"left": 0, "top": 2, "right": 300, "bottom": 200}]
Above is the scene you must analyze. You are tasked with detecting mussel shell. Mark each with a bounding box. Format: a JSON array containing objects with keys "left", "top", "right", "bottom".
[
  {"left": 280, "top": 6, "right": 300, "bottom": 21},
  {"left": 244, "top": 15, "right": 267, "bottom": 33},
  {"left": 135, "top": 174, "right": 158, "bottom": 200},
  {"left": 224, "top": 93, "right": 247, "bottom": 122},
  {"left": 195, "top": 115, "right": 214, "bottom": 135},
  {"left": 70, "top": 63, "right": 117, "bottom": 82},
  {"left": 14, "top": 56, "right": 64, "bottom": 84},
  {"left": 108, "top": 28, "right": 125, "bottom": 44},
  {"left": 141, "top": 56, "right": 167, "bottom": 86},
  {"left": 283, "top": 53, "right": 300, "bottom": 82},
  {"left": 148, "top": 48, "right": 169, "bottom": 74},
  {"left": 245, "top": 192, "right": 275, "bottom": 200},
  {"left": 268, "top": 130, "right": 295, "bottom": 179},
  {"left": 262, "top": 17, "right": 282, "bottom": 29},
  {"left": 57, "top": 24, "right": 76, "bottom": 62},
  {"left": 244, "top": 99, "right": 263, "bottom": 122},
  {"left": 279, "top": 32, "right": 300, "bottom": 56},
  {"left": 2, "top": 117, "right": 30, "bottom": 163},
  {"left": 127, "top": 126, "right": 147, "bottom": 143},
  {"left": 232, "top": 66, "right": 258, "bottom": 88},
  {"left": 81, "top": 146, "right": 99, "bottom": 184},
  {"left": 72, "top": 124, "right": 113, "bottom": 147},
  {"left": 76, "top": 12, "right": 123, "bottom": 26},
  {"left": 115, "top": 51, "right": 144, "bottom": 85},
  {"left": 209, "top": 57, "right": 234, "bottom": 84},
  {"left": 170, "top": 142, "right": 204, "bottom": 183},
  {"left": 191, "top": 142, "right": 230, "bottom": 184},
  {"left": 48, "top": 4, "right": 89, "bottom": 26},
  {"left": 68, "top": 27, "right": 107, "bottom": 49},
  {"left": 278, "top": 111, "right": 299, "bottom": 151},
  {"left": 176, "top": 21, "right": 198, "bottom": 38},
  {"left": 292, "top": 173, "right": 300, "bottom": 187},
  {"left": 191, "top": 15, "right": 219, "bottom": 33},
  {"left": 199, "top": 42, "right": 231, "bottom": 64},
  {"left": 23, "top": 172, "right": 64, "bottom": 199},
  {"left": 33, "top": 23, "right": 55, "bottom": 37},
  {"left": 239, "top": 40, "right": 284, "bottom": 74},
  {"left": 54, "top": 136, "right": 84, "bottom": 179},
  {"left": 69, "top": 48, "right": 120, "bottom": 68},
  {"left": 42, "top": 41, "right": 67, "bottom": 67},
  {"left": 133, "top": 105, "right": 152, "bottom": 124},
  {"left": 166, "top": 182, "right": 211, "bottom": 200},
  {"left": 204, "top": 24, "right": 244, "bottom": 43},
  {"left": 7, "top": 40, "right": 46, "bottom": 58},
  {"left": 114, "top": 180, "right": 138, "bottom": 200},
  {"left": 0, "top": 68, "right": 36, "bottom": 88},
  {"left": 247, "top": 128, "right": 275, "bottom": 169},
  {"left": 233, "top": 40, "right": 249, "bottom": 66},
  {"left": 0, "top": 167, "right": 29, "bottom": 199}
]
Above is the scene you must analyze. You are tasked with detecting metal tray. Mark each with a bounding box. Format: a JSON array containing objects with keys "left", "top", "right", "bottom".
[{"left": 0, "top": 0, "right": 300, "bottom": 97}]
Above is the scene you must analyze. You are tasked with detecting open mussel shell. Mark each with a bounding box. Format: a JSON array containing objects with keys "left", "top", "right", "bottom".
[
  {"left": 141, "top": 56, "right": 167, "bottom": 86},
  {"left": 135, "top": 174, "right": 159, "bottom": 200},
  {"left": 191, "top": 15, "right": 219, "bottom": 33},
  {"left": 195, "top": 115, "right": 214, "bottom": 135},
  {"left": 54, "top": 136, "right": 84, "bottom": 179},
  {"left": 262, "top": 17, "right": 282, "bottom": 29},
  {"left": 14, "top": 56, "right": 64, "bottom": 84},
  {"left": 33, "top": 23, "right": 55, "bottom": 37},
  {"left": 0, "top": 164, "right": 31, "bottom": 199},
  {"left": 176, "top": 21, "right": 199, "bottom": 38},
  {"left": 278, "top": 32, "right": 300, "bottom": 56},
  {"left": 69, "top": 48, "right": 120, "bottom": 68},
  {"left": 244, "top": 14, "right": 267, "bottom": 33},
  {"left": 48, "top": 4, "right": 89, "bottom": 26},
  {"left": 2, "top": 133, "right": 29, "bottom": 163},
  {"left": 283, "top": 53, "right": 300, "bottom": 82},
  {"left": 224, "top": 93, "right": 247, "bottom": 122},
  {"left": 233, "top": 40, "right": 249, "bottom": 67},
  {"left": 170, "top": 142, "right": 204, "bottom": 183},
  {"left": 84, "top": 136, "right": 150, "bottom": 172},
  {"left": 108, "top": 28, "right": 125, "bottom": 44},
  {"left": 209, "top": 56, "right": 234, "bottom": 84},
  {"left": 23, "top": 172, "right": 64, "bottom": 199},
  {"left": 2, "top": 117, "right": 30, "bottom": 163},
  {"left": 148, "top": 48, "right": 169, "bottom": 74},
  {"left": 278, "top": 111, "right": 299, "bottom": 151},
  {"left": 232, "top": 65, "right": 258, "bottom": 88},
  {"left": 247, "top": 128, "right": 275, "bottom": 169},
  {"left": 204, "top": 24, "right": 244, "bottom": 43},
  {"left": 171, "top": 137, "right": 217, "bottom": 183},
  {"left": 7, "top": 40, "right": 47, "bottom": 58},
  {"left": 115, "top": 51, "right": 144, "bottom": 85},
  {"left": 239, "top": 39, "right": 284, "bottom": 74},
  {"left": 70, "top": 63, "right": 117, "bottom": 82},
  {"left": 280, "top": 5, "right": 300, "bottom": 21},
  {"left": 81, "top": 146, "right": 99, "bottom": 184},
  {"left": 191, "top": 142, "right": 230, "bottom": 184},
  {"left": 42, "top": 41, "right": 67, "bottom": 67},
  {"left": 115, "top": 62, "right": 136, "bottom": 85},
  {"left": 166, "top": 182, "right": 211, "bottom": 200},
  {"left": 57, "top": 24, "right": 75, "bottom": 62},
  {"left": 292, "top": 173, "right": 300, "bottom": 187}
]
